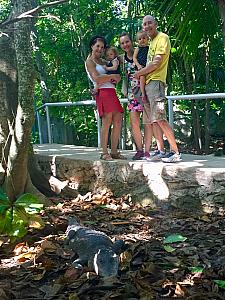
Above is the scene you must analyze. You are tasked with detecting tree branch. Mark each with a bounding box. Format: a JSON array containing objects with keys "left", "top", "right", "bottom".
[{"left": 0, "top": 0, "right": 69, "bottom": 28}]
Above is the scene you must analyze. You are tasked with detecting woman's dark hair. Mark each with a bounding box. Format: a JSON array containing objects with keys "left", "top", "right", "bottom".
[
  {"left": 89, "top": 35, "right": 107, "bottom": 51},
  {"left": 119, "top": 31, "right": 132, "bottom": 42}
]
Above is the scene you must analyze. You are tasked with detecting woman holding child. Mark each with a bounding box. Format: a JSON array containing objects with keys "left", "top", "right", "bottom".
[
  {"left": 119, "top": 31, "right": 165, "bottom": 161},
  {"left": 85, "top": 35, "right": 125, "bottom": 161},
  {"left": 119, "top": 32, "right": 144, "bottom": 160}
]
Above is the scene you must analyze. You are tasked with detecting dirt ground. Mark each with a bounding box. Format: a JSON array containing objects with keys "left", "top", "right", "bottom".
[{"left": 0, "top": 191, "right": 225, "bottom": 300}]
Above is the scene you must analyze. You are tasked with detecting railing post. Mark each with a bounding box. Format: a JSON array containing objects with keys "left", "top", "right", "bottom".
[
  {"left": 168, "top": 98, "right": 174, "bottom": 128},
  {"left": 36, "top": 111, "right": 43, "bottom": 144},
  {"left": 94, "top": 108, "right": 101, "bottom": 148},
  {"left": 97, "top": 111, "right": 101, "bottom": 148},
  {"left": 121, "top": 103, "right": 127, "bottom": 150},
  {"left": 46, "top": 105, "right": 52, "bottom": 143}
]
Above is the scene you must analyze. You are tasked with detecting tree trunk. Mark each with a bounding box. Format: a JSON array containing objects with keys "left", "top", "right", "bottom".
[
  {"left": 0, "top": 0, "right": 74, "bottom": 206},
  {"left": 0, "top": 31, "right": 18, "bottom": 182},
  {"left": 0, "top": 1, "right": 57, "bottom": 205},
  {"left": 5, "top": 0, "right": 35, "bottom": 200}
]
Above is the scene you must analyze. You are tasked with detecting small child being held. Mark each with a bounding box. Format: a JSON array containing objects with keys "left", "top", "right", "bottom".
[
  {"left": 133, "top": 30, "right": 149, "bottom": 102},
  {"left": 104, "top": 46, "right": 120, "bottom": 75},
  {"left": 90, "top": 46, "right": 120, "bottom": 97}
]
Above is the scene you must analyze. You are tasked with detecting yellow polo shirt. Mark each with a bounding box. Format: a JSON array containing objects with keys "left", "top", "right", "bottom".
[{"left": 146, "top": 32, "right": 171, "bottom": 84}]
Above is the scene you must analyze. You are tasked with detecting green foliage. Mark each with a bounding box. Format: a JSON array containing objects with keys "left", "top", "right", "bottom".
[
  {"left": 0, "top": 188, "right": 44, "bottom": 238},
  {"left": 0, "top": 0, "right": 220, "bottom": 147},
  {"left": 0, "top": 0, "right": 11, "bottom": 22},
  {"left": 188, "top": 266, "right": 204, "bottom": 274},
  {"left": 163, "top": 245, "right": 176, "bottom": 253},
  {"left": 33, "top": 0, "right": 133, "bottom": 146},
  {"left": 35, "top": 0, "right": 126, "bottom": 104},
  {"left": 157, "top": 0, "right": 221, "bottom": 56},
  {"left": 162, "top": 234, "right": 188, "bottom": 253},
  {"left": 163, "top": 234, "right": 187, "bottom": 244},
  {"left": 214, "top": 280, "right": 225, "bottom": 289}
]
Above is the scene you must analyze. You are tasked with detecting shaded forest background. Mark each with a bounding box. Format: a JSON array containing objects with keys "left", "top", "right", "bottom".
[{"left": 1, "top": 0, "right": 225, "bottom": 154}]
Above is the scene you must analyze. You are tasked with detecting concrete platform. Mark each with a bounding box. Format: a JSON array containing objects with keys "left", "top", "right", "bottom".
[{"left": 34, "top": 144, "right": 225, "bottom": 210}]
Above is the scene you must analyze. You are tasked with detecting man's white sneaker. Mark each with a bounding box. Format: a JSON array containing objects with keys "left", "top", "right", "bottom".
[
  {"left": 149, "top": 150, "right": 166, "bottom": 162},
  {"left": 161, "top": 151, "right": 182, "bottom": 163}
]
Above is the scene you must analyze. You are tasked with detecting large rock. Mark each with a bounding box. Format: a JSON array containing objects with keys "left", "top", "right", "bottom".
[{"left": 35, "top": 145, "right": 225, "bottom": 211}]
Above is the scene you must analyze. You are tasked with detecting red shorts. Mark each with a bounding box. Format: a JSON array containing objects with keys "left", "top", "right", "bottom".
[{"left": 95, "top": 88, "right": 124, "bottom": 117}]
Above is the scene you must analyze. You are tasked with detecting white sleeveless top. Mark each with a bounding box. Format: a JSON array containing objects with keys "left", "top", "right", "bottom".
[{"left": 85, "top": 61, "right": 115, "bottom": 89}]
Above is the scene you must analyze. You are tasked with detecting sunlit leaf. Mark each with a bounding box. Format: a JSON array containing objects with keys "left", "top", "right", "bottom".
[
  {"left": 171, "top": 47, "right": 177, "bottom": 53},
  {"left": 0, "top": 191, "right": 44, "bottom": 237},
  {"left": 97, "top": 205, "right": 107, "bottom": 209},
  {"left": 163, "top": 234, "right": 187, "bottom": 244},
  {"left": 163, "top": 245, "right": 176, "bottom": 252},
  {"left": 14, "top": 206, "right": 29, "bottom": 223},
  {"left": 3, "top": 210, "right": 13, "bottom": 233},
  {"left": 8, "top": 223, "right": 27, "bottom": 237},
  {"left": 214, "top": 280, "right": 225, "bottom": 289},
  {"left": 188, "top": 266, "right": 204, "bottom": 273},
  {"left": 15, "top": 193, "right": 40, "bottom": 207},
  {"left": 24, "top": 204, "right": 44, "bottom": 214}
]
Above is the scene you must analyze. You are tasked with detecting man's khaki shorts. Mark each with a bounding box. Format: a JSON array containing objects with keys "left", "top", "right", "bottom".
[{"left": 143, "top": 80, "right": 167, "bottom": 124}]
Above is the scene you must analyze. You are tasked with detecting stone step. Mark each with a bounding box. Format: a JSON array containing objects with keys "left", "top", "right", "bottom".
[{"left": 34, "top": 144, "right": 225, "bottom": 211}]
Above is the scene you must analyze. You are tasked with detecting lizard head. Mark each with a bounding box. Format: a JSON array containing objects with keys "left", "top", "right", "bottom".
[{"left": 93, "top": 249, "right": 119, "bottom": 278}]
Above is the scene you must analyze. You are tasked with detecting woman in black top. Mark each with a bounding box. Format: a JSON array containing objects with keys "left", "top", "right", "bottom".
[{"left": 119, "top": 32, "right": 144, "bottom": 160}]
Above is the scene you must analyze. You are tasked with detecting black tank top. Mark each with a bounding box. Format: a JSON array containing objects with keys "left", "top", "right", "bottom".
[
  {"left": 137, "top": 46, "right": 149, "bottom": 66},
  {"left": 106, "top": 59, "right": 120, "bottom": 75},
  {"left": 124, "top": 52, "right": 133, "bottom": 63}
]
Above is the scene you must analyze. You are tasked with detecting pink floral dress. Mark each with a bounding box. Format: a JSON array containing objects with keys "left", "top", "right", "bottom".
[{"left": 124, "top": 53, "right": 143, "bottom": 112}]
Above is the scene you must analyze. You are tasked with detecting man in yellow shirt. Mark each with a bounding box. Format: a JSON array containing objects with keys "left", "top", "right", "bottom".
[{"left": 135, "top": 15, "right": 181, "bottom": 163}]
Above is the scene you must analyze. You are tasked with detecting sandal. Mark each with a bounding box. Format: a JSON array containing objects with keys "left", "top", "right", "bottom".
[
  {"left": 100, "top": 153, "right": 113, "bottom": 161},
  {"left": 110, "top": 152, "right": 127, "bottom": 160}
]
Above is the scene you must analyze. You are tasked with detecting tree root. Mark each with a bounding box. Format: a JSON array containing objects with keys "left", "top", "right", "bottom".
[{"left": 28, "top": 152, "right": 79, "bottom": 203}]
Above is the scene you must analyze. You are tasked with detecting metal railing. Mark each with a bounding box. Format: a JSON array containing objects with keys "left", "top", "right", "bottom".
[{"left": 36, "top": 92, "right": 225, "bottom": 147}]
